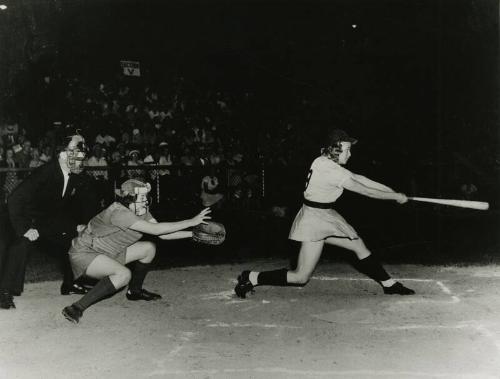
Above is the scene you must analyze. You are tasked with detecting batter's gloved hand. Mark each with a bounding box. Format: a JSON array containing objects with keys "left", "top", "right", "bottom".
[{"left": 192, "top": 221, "right": 226, "bottom": 245}]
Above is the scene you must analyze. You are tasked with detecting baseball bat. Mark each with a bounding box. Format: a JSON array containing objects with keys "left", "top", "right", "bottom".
[{"left": 408, "top": 197, "right": 489, "bottom": 210}]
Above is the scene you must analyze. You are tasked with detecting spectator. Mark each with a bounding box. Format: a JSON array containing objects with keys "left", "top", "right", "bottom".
[
  {"left": 29, "top": 148, "right": 44, "bottom": 168},
  {"left": 127, "top": 149, "right": 144, "bottom": 180},
  {"left": 180, "top": 147, "right": 196, "bottom": 167},
  {"left": 95, "top": 131, "right": 116, "bottom": 147},
  {"left": 40, "top": 145, "right": 53, "bottom": 163},
  {"left": 200, "top": 166, "right": 224, "bottom": 210},
  {"left": 87, "top": 144, "right": 108, "bottom": 181},
  {"left": 2, "top": 149, "right": 20, "bottom": 199},
  {"left": 1, "top": 123, "right": 18, "bottom": 147},
  {"left": 15, "top": 140, "right": 32, "bottom": 168}
]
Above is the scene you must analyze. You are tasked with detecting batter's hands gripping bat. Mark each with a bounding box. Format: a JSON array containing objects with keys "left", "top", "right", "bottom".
[
  {"left": 192, "top": 221, "right": 226, "bottom": 245},
  {"left": 408, "top": 197, "right": 489, "bottom": 210}
]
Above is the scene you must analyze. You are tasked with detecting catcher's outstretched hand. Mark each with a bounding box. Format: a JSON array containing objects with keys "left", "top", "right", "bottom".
[{"left": 192, "top": 207, "right": 212, "bottom": 226}]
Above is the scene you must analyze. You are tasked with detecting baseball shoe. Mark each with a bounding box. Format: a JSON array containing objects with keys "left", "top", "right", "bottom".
[
  {"left": 62, "top": 305, "right": 83, "bottom": 324},
  {"left": 126, "top": 289, "right": 162, "bottom": 301},
  {"left": 0, "top": 290, "right": 15, "bottom": 309},
  {"left": 60, "top": 282, "right": 89, "bottom": 296},
  {"left": 234, "top": 270, "right": 255, "bottom": 299},
  {"left": 383, "top": 282, "right": 415, "bottom": 295}
]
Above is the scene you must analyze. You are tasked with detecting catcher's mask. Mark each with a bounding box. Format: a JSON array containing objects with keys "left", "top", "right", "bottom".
[
  {"left": 61, "top": 134, "right": 88, "bottom": 174},
  {"left": 115, "top": 179, "right": 152, "bottom": 216},
  {"left": 321, "top": 129, "right": 357, "bottom": 162}
]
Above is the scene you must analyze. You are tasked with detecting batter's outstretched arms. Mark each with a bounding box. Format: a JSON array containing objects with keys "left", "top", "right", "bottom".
[
  {"left": 352, "top": 174, "right": 395, "bottom": 193},
  {"left": 344, "top": 176, "right": 407, "bottom": 204}
]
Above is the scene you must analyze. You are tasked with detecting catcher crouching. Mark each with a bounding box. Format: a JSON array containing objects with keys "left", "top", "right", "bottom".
[{"left": 62, "top": 179, "right": 211, "bottom": 324}]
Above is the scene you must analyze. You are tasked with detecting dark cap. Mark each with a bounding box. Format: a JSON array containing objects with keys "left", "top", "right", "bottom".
[{"left": 327, "top": 129, "right": 357, "bottom": 145}]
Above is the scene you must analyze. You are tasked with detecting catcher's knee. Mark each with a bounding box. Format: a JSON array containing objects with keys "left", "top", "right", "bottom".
[
  {"left": 113, "top": 267, "right": 132, "bottom": 288},
  {"left": 143, "top": 241, "right": 156, "bottom": 262}
]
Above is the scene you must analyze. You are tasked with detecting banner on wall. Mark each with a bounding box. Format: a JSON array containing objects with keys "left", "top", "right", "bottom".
[{"left": 120, "top": 60, "right": 141, "bottom": 77}]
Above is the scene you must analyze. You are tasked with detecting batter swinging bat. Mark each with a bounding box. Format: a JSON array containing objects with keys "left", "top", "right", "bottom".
[{"left": 408, "top": 197, "right": 489, "bottom": 210}]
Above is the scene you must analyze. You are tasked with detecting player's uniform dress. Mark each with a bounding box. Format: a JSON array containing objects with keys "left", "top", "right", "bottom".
[
  {"left": 289, "top": 156, "right": 359, "bottom": 241},
  {"left": 69, "top": 202, "right": 153, "bottom": 278}
]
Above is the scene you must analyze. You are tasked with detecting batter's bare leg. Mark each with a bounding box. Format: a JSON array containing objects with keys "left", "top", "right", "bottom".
[{"left": 235, "top": 241, "right": 325, "bottom": 298}]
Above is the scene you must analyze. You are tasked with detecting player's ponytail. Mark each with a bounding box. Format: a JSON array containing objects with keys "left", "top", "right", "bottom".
[{"left": 321, "top": 143, "right": 342, "bottom": 163}]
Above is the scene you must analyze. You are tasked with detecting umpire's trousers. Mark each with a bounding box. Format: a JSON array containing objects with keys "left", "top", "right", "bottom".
[{"left": 0, "top": 207, "right": 75, "bottom": 295}]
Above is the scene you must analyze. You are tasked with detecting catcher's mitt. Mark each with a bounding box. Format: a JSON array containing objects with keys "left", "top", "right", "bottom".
[{"left": 192, "top": 221, "right": 226, "bottom": 245}]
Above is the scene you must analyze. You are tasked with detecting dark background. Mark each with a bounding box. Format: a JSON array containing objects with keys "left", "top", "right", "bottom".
[{"left": 0, "top": 0, "right": 498, "bottom": 264}]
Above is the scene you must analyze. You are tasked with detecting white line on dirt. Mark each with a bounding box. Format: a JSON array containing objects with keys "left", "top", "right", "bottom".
[
  {"left": 166, "top": 345, "right": 183, "bottom": 357},
  {"left": 200, "top": 290, "right": 235, "bottom": 300},
  {"left": 435, "top": 281, "right": 452, "bottom": 294},
  {"left": 396, "top": 296, "right": 460, "bottom": 305},
  {"left": 373, "top": 324, "right": 472, "bottom": 331},
  {"left": 205, "top": 321, "right": 302, "bottom": 329},
  {"left": 312, "top": 276, "right": 436, "bottom": 282},
  {"left": 146, "top": 367, "right": 495, "bottom": 378}
]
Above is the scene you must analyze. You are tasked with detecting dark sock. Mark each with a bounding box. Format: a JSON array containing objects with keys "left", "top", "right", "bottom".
[
  {"left": 73, "top": 277, "right": 116, "bottom": 311},
  {"left": 128, "top": 261, "right": 151, "bottom": 293},
  {"left": 61, "top": 258, "right": 74, "bottom": 288},
  {"left": 257, "top": 268, "right": 288, "bottom": 286},
  {"left": 357, "top": 255, "right": 391, "bottom": 282}
]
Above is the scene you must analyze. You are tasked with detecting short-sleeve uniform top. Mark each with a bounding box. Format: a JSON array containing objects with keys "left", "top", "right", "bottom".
[
  {"left": 69, "top": 202, "right": 154, "bottom": 278},
  {"left": 289, "top": 156, "right": 359, "bottom": 242},
  {"left": 304, "top": 156, "right": 353, "bottom": 203}
]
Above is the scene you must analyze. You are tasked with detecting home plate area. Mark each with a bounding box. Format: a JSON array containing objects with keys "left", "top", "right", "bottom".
[{"left": 1, "top": 262, "right": 500, "bottom": 379}]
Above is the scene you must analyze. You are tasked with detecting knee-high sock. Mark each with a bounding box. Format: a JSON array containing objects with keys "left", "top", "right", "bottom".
[
  {"left": 257, "top": 268, "right": 288, "bottom": 286},
  {"left": 60, "top": 256, "right": 74, "bottom": 287},
  {"left": 128, "top": 262, "right": 151, "bottom": 293},
  {"left": 357, "top": 255, "right": 390, "bottom": 282},
  {"left": 73, "top": 276, "right": 116, "bottom": 311}
]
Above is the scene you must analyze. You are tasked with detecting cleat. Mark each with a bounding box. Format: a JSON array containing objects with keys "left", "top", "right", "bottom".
[
  {"left": 60, "top": 283, "right": 89, "bottom": 296},
  {"left": 383, "top": 282, "right": 415, "bottom": 295},
  {"left": 0, "top": 290, "right": 15, "bottom": 309},
  {"left": 62, "top": 305, "right": 83, "bottom": 324},
  {"left": 234, "top": 270, "right": 255, "bottom": 299},
  {"left": 126, "top": 289, "right": 162, "bottom": 301}
]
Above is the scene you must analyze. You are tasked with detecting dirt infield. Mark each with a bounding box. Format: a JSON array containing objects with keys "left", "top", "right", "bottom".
[{"left": 2, "top": 260, "right": 500, "bottom": 379}]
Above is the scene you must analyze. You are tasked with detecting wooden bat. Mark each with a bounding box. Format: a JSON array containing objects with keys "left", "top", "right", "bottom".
[{"left": 408, "top": 197, "right": 489, "bottom": 210}]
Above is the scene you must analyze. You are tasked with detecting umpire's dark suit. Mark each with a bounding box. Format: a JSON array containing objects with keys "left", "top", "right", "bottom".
[{"left": 0, "top": 160, "right": 98, "bottom": 295}]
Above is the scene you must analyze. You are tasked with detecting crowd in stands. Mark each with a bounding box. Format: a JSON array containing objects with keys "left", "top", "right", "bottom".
[
  {"left": 1, "top": 72, "right": 498, "bottom": 207},
  {"left": 0, "top": 73, "right": 308, "bottom": 206}
]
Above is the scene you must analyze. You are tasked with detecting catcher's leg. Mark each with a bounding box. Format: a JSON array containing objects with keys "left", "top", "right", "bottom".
[
  {"left": 125, "top": 241, "right": 161, "bottom": 301},
  {"left": 62, "top": 255, "right": 124, "bottom": 324},
  {"left": 324, "top": 237, "right": 415, "bottom": 295}
]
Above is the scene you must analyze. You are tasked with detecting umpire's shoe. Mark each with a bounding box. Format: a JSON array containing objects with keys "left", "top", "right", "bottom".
[
  {"left": 62, "top": 305, "right": 83, "bottom": 324},
  {"left": 234, "top": 270, "right": 255, "bottom": 299},
  {"left": 126, "top": 289, "right": 162, "bottom": 301},
  {"left": 0, "top": 289, "right": 15, "bottom": 309},
  {"left": 383, "top": 282, "right": 415, "bottom": 295}
]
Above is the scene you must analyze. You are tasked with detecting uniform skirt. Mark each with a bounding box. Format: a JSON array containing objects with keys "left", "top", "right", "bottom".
[
  {"left": 288, "top": 204, "right": 359, "bottom": 242},
  {"left": 69, "top": 236, "right": 127, "bottom": 279}
]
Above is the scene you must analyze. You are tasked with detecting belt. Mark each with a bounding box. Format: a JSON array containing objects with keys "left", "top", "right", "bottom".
[{"left": 303, "top": 198, "right": 335, "bottom": 209}]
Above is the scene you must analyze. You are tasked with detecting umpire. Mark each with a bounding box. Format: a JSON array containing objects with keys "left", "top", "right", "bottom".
[{"left": 0, "top": 133, "right": 99, "bottom": 309}]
